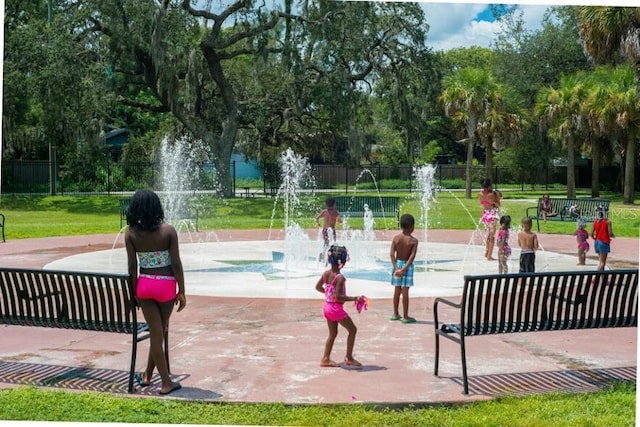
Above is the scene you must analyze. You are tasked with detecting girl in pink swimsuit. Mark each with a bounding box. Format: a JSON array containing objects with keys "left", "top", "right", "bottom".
[
  {"left": 576, "top": 218, "right": 590, "bottom": 265},
  {"left": 314, "top": 245, "right": 365, "bottom": 368},
  {"left": 125, "top": 189, "right": 186, "bottom": 395}
]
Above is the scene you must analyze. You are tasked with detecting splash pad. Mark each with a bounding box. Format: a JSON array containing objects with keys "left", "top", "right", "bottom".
[{"left": 47, "top": 146, "right": 582, "bottom": 298}]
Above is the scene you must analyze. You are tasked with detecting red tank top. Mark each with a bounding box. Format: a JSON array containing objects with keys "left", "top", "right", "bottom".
[{"left": 593, "top": 219, "right": 611, "bottom": 244}]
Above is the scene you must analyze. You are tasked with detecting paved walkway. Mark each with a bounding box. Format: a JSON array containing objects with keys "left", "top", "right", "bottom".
[{"left": 0, "top": 230, "right": 637, "bottom": 405}]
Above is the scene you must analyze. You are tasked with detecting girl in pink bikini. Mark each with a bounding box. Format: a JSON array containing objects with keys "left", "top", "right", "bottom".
[
  {"left": 478, "top": 179, "right": 502, "bottom": 260},
  {"left": 315, "top": 245, "right": 365, "bottom": 368},
  {"left": 576, "top": 218, "right": 590, "bottom": 265},
  {"left": 125, "top": 189, "right": 186, "bottom": 395}
]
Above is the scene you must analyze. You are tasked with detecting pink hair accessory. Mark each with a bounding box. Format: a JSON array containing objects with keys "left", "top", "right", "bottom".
[{"left": 355, "top": 295, "right": 369, "bottom": 313}]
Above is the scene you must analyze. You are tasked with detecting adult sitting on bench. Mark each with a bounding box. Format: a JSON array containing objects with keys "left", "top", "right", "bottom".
[{"left": 539, "top": 193, "right": 557, "bottom": 222}]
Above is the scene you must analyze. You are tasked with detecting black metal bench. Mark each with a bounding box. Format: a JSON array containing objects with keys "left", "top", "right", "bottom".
[
  {"left": 526, "top": 197, "right": 610, "bottom": 231},
  {"left": 433, "top": 269, "right": 638, "bottom": 394},
  {"left": 120, "top": 198, "right": 199, "bottom": 231},
  {"left": 0, "top": 267, "right": 169, "bottom": 393},
  {"left": 334, "top": 196, "right": 400, "bottom": 223},
  {"left": 0, "top": 213, "right": 4, "bottom": 242}
]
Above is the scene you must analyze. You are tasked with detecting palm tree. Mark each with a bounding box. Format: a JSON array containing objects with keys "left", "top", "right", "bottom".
[
  {"left": 440, "top": 67, "right": 501, "bottom": 198},
  {"left": 535, "top": 74, "right": 589, "bottom": 198},
  {"left": 601, "top": 65, "right": 640, "bottom": 204},
  {"left": 577, "top": 6, "right": 640, "bottom": 204},
  {"left": 581, "top": 65, "right": 640, "bottom": 198},
  {"left": 476, "top": 85, "right": 526, "bottom": 185}
]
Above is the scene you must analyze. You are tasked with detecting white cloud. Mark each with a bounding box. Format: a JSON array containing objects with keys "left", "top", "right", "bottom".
[{"left": 422, "top": 3, "right": 551, "bottom": 51}]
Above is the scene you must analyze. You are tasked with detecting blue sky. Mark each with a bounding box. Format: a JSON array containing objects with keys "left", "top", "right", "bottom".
[{"left": 420, "top": 3, "right": 550, "bottom": 50}]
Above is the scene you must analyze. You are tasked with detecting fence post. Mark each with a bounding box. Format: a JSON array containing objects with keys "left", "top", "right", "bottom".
[
  {"left": 345, "top": 165, "right": 348, "bottom": 194},
  {"left": 232, "top": 160, "right": 236, "bottom": 196}
]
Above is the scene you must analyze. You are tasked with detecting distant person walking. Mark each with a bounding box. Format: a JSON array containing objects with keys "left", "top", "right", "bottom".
[
  {"left": 315, "top": 245, "right": 364, "bottom": 368},
  {"left": 517, "top": 217, "right": 539, "bottom": 273},
  {"left": 592, "top": 207, "right": 614, "bottom": 271},
  {"left": 389, "top": 214, "right": 419, "bottom": 324},
  {"left": 125, "top": 189, "right": 186, "bottom": 395}
]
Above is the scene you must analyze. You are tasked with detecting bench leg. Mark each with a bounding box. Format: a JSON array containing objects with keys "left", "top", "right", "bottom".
[
  {"left": 129, "top": 333, "right": 139, "bottom": 394},
  {"left": 460, "top": 336, "right": 469, "bottom": 395},
  {"left": 434, "top": 333, "right": 440, "bottom": 376}
]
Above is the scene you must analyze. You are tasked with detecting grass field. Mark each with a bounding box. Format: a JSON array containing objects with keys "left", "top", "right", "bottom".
[{"left": 0, "top": 190, "right": 638, "bottom": 239}]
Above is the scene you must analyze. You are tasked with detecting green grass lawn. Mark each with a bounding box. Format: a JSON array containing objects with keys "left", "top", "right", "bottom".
[
  {"left": 0, "top": 192, "right": 636, "bottom": 425},
  {"left": 0, "top": 191, "right": 638, "bottom": 239},
  {"left": 0, "top": 383, "right": 635, "bottom": 426}
]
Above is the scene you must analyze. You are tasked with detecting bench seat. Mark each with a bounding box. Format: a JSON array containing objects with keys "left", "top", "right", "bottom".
[
  {"left": 525, "top": 197, "right": 610, "bottom": 231},
  {"left": 0, "top": 267, "right": 169, "bottom": 393},
  {"left": 434, "top": 269, "right": 638, "bottom": 394}
]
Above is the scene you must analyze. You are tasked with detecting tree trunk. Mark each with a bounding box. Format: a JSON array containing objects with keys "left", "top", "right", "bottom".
[
  {"left": 464, "top": 140, "right": 473, "bottom": 199},
  {"left": 203, "top": 47, "right": 240, "bottom": 197},
  {"left": 566, "top": 135, "right": 576, "bottom": 198},
  {"left": 623, "top": 130, "right": 636, "bottom": 204},
  {"left": 485, "top": 138, "right": 494, "bottom": 184},
  {"left": 591, "top": 137, "right": 601, "bottom": 198}
]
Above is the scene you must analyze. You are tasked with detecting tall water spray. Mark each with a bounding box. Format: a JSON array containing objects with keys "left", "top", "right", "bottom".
[
  {"left": 413, "top": 164, "right": 436, "bottom": 245},
  {"left": 274, "top": 149, "right": 317, "bottom": 270},
  {"left": 159, "top": 136, "right": 199, "bottom": 229}
]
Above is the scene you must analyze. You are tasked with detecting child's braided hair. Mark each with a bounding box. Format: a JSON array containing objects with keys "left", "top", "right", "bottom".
[{"left": 327, "top": 245, "right": 348, "bottom": 269}]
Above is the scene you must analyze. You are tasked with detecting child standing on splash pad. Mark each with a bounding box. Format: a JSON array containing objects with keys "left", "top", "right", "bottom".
[
  {"left": 496, "top": 215, "right": 512, "bottom": 274},
  {"left": 576, "top": 218, "right": 590, "bottom": 266},
  {"left": 315, "top": 245, "right": 364, "bottom": 368},
  {"left": 478, "top": 178, "right": 502, "bottom": 261},
  {"left": 315, "top": 197, "right": 342, "bottom": 249},
  {"left": 389, "top": 214, "right": 419, "bottom": 324}
]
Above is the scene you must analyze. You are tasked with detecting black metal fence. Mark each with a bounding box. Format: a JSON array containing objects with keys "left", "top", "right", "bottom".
[{"left": 0, "top": 159, "right": 615, "bottom": 196}]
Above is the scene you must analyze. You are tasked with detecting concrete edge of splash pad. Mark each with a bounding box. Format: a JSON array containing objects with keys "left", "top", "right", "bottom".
[{"left": 45, "top": 239, "right": 590, "bottom": 299}]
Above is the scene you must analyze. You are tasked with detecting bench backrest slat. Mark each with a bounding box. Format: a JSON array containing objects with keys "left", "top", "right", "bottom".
[
  {"left": 0, "top": 268, "right": 136, "bottom": 334},
  {"left": 461, "top": 270, "right": 637, "bottom": 336}
]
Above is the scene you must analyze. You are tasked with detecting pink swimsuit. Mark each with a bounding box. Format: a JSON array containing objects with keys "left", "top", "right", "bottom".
[
  {"left": 323, "top": 274, "right": 349, "bottom": 322},
  {"left": 577, "top": 228, "right": 590, "bottom": 252},
  {"left": 136, "top": 250, "right": 177, "bottom": 303}
]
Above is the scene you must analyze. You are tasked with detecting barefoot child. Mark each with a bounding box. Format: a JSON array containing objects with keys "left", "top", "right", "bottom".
[
  {"left": 478, "top": 179, "right": 502, "bottom": 260},
  {"left": 576, "top": 218, "right": 589, "bottom": 266},
  {"left": 315, "top": 245, "right": 364, "bottom": 368},
  {"left": 496, "top": 215, "right": 511, "bottom": 274},
  {"left": 389, "top": 214, "right": 419, "bottom": 324},
  {"left": 315, "top": 197, "right": 342, "bottom": 247},
  {"left": 517, "top": 217, "right": 539, "bottom": 272},
  {"left": 591, "top": 207, "right": 614, "bottom": 271}
]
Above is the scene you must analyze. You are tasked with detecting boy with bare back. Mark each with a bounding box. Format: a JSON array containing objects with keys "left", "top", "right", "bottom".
[
  {"left": 316, "top": 197, "right": 342, "bottom": 248},
  {"left": 517, "top": 217, "right": 539, "bottom": 272},
  {"left": 389, "top": 214, "right": 419, "bottom": 324}
]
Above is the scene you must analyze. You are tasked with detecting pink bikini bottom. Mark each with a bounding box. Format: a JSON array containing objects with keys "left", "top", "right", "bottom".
[{"left": 136, "top": 274, "right": 177, "bottom": 303}]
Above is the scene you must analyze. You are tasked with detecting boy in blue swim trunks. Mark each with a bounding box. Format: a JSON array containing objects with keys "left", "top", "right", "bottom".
[{"left": 390, "top": 214, "right": 419, "bottom": 324}]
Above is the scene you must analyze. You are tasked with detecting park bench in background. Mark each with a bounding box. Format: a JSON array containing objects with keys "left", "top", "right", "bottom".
[
  {"left": 334, "top": 195, "right": 400, "bottom": 224},
  {"left": 120, "top": 197, "right": 199, "bottom": 231},
  {"left": 433, "top": 269, "right": 638, "bottom": 394},
  {"left": 0, "top": 213, "right": 4, "bottom": 242},
  {"left": 525, "top": 197, "right": 610, "bottom": 231},
  {"left": 0, "top": 267, "right": 169, "bottom": 393}
]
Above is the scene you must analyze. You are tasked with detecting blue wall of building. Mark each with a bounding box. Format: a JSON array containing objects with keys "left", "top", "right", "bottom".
[{"left": 232, "top": 153, "right": 262, "bottom": 179}]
